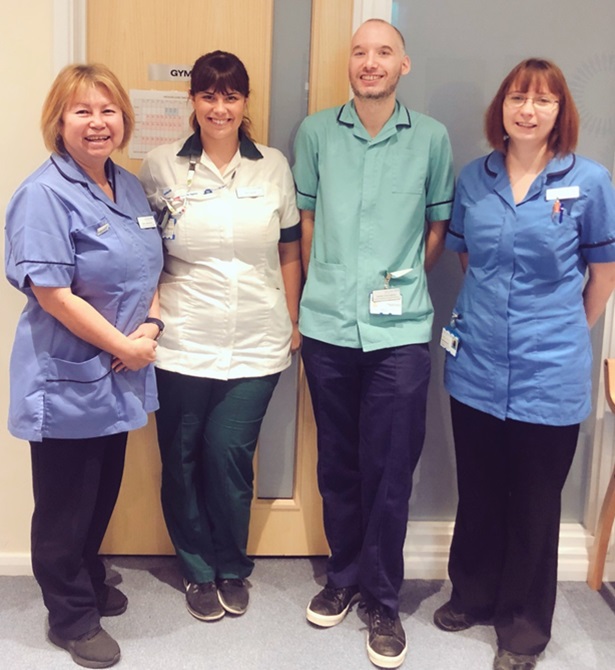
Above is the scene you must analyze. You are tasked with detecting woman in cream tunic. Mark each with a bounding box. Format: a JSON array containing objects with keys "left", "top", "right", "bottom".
[{"left": 139, "top": 50, "right": 301, "bottom": 622}]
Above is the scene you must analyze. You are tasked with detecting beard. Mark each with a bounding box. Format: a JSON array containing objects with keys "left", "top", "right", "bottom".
[{"left": 350, "top": 71, "right": 401, "bottom": 101}]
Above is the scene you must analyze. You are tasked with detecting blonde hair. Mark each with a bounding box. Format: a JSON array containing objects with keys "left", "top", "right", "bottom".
[{"left": 41, "top": 63, "right": 135, "bottom": 154}]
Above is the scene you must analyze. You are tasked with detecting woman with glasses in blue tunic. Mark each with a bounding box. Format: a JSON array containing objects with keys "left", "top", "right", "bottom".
[{"left": 434, "top": 58, "right": 615, "bottom": 670}]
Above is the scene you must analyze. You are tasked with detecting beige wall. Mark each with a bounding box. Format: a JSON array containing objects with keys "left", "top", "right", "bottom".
[{"left": 0, "top": 2, "right": 54, "bottom": 573}]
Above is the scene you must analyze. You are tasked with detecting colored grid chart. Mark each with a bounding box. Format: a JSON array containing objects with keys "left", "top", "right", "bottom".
[{"left": 129, "top": 90, "right": 192, "bottom": 159}]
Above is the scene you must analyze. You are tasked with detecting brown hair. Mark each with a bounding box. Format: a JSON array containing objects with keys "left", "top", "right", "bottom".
[
  {"left": 189, "top": 50, "right": 252, "bottom": 139},
  {"left": 484, "top": 58, "right": 579, "bottom": 156},
  {"left": 41, "top": 63, "right": 134, "bottom": 154}
]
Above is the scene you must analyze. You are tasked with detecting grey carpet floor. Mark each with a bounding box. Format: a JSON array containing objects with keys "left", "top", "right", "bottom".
[{"left": 0, "top": 556, "right": 614, "bottom": 669}]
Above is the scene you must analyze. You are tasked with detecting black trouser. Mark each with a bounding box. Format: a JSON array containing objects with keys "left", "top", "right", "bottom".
[
  {"left": 30, "top": 433, "right": 127, "bottom": 638},
  {"left": 448, "top": 398, "right": 578, "bottom": 655}
]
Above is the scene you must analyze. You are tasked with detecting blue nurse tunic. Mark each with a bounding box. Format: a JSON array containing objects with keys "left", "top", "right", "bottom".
[
  {"left": 5, "top": 153, "right": 164, "bottom": 441},
  {"left": 444, "top": 151, "right": 615, "bottom": 426}
]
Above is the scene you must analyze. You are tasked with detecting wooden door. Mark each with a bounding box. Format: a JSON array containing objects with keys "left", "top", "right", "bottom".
[{"left": 90, "top": 0, "right": 352, "bottom": 556}]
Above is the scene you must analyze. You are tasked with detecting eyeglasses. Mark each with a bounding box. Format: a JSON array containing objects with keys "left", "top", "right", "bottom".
[{"left": 504, "top": 93, "right": 559, "bottom": 111}]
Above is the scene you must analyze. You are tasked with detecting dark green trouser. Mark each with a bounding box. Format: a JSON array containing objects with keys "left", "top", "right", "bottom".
[{"left": 155, "top": 368, "right": 280, "bottom": 583}]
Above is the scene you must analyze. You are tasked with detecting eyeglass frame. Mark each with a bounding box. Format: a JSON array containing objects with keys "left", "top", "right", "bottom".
[{"left": 504, "top": 93, "right": 560, "bottom": 111}]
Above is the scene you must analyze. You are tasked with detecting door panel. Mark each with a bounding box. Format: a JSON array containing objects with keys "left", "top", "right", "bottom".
[{"left": 93, "top": 0, "right": 352, "bottom": 556}]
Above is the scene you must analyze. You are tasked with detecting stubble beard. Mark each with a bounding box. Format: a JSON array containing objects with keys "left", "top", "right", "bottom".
[{"left": 350, "top": 72, "right": 400, "bottom": 102}]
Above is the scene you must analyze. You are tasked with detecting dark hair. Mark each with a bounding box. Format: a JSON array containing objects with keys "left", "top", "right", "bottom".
[
  {"left": 189, "top": 50, "right": 252, "bottom": 139},
  {"left": 484, "top": 58, "right": 579, "bottom": 156},
  {"left": 42, "top": 63, "right": 134, "bottom": 154}
]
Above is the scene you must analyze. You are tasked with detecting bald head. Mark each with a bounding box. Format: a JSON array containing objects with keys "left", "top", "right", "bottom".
[
  {"left": 349, "top": 19, "right": 410, "bottom": 103},
  {"left": 352, "top": 19, "right": 406, "bottom": 54}
]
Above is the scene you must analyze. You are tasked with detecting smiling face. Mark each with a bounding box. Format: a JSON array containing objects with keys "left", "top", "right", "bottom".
[
  {"left": 60, "top": 85, "right": 124, "bottom": 175},
  {"left": 191, "top": 89, "right": 246, "bottom": 147},
  {"left": 348, "top": 20, "right": 410, "bottom": 102},
  {"left": 502, "top": 78, "right": 560, "bottom": 151}
]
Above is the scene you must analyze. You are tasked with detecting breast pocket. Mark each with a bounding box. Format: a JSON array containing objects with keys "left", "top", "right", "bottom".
[
  {"left": 391, "top": 151, "right": 427, "bottom": 194},
  {"left": 535, "top": 203, "right": 581, "bottom": 281}
]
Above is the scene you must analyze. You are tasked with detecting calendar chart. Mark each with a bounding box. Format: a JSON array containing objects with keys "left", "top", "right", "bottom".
[{"left": 129, "top": 90, "right": 192, "bottom": 159}]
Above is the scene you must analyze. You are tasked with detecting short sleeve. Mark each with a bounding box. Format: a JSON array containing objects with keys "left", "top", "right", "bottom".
[
  {"left": 5, "top": 182, "right": 75, "bottom": 291},
  {"left": 138, "top": 155, "right": 166, "bottom": 215},
  {"left": 276, "top": 154, "right": 301, "bottom": 243},
  {"left": 425, "top": 126, "right": 455, "bottom": 223},
  {"left": 292, "top": 117, "right": 319, "bottom": 212},
  {"left": 579, "top": 166, "right": 615, "bottom": 263},
  {"left": 445, "top": 177, "right": 469, "bottom": 253}
]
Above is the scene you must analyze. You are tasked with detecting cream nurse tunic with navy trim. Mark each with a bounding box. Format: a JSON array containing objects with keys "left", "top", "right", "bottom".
[
  {"left": 5, "top": 153, "right": 164, "bottom": 441},
  {"left": 444, "top": 151, "right": 615, "bottom": 425},
  {"left": 139, "top": 131, "right": 300, "bottom": 380}
]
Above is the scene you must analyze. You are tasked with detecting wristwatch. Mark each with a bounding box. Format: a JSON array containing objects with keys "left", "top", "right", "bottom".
[{"left": 144, "top": 316, "right": 165, "bottom": 340}]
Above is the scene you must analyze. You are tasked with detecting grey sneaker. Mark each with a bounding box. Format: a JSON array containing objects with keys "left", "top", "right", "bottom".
[
  {"left": 493, "top": 649, "right": 538, "bottom": 670},
  {"left": 48, "top": 625, "right": 120, "bottom": 668},
  {"left": 366, "top": 605, "right": 407, "bottom": 669},
  {"left": 306, "top": 584, "right": 360, "bottom": 627},
  {"left": 184, "top": 579, "right": 225, "bottom": 621},
  {"left": 217, "top": 578, "right": 249, "bottom": 615}
]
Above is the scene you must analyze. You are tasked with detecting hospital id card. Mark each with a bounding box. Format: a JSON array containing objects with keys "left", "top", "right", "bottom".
[
  {"left": 369, "top": 288, "right": 402, "bottom": 315},
  {"left": 440, "top": 326, "right": 460, "bottom": 357}
]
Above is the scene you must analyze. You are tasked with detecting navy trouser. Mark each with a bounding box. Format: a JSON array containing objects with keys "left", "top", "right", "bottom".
[
  {"left": 448, "top": 398, "right": 579, "bottom": 655},
  {"left": 302, "top": 337, "right": 430, "bottom": 617},
  {"left": 29, "top": 433, "right": 127, "bottom": 639},
  {"left": 155, "top": 368, "right": 280, "bottom": 584}
]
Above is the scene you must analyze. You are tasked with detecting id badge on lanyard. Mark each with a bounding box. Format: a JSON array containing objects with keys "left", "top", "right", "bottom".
[
  {"left": 440, "top": 312, "right": 460, "bottom": 357},
  {"left": 369, "top": 269, "right": 412, "bottom": 315}
]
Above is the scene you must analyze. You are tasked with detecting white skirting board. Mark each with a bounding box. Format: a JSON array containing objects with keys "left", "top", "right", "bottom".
[
  {"left": 402, "top": 521, "right": 605, "bottom": 582},
  {"left": 0, "top": 522, "right": 611, "bottom": 581}
]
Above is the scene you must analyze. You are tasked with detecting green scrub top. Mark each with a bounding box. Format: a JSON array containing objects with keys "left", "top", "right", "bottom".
[{"left": 293, "top": 100, "right": 454, "bottom": 352}]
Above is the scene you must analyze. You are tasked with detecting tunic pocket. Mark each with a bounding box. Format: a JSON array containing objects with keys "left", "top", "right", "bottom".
[
  {"left": 43, "top": 352, "right": 115, "bottom": 438},
  {"left": 301, "top": 258, "right": 346, "bottom": 317}
]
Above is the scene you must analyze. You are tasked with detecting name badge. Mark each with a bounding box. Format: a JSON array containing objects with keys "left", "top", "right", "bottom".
[
  {"left": 137, "top": 215, "right": 157, "bottom": 229},
  {"left": 370, "top": 288, "right": 402, "bottom": 315},
  {"left": 236, "top": 186, "right": 265, "bottom": 199},
  {"left": 545, "top": 186, "right": 580, "bottom": 201},
  {"left": 440, "top": 326, "right": 460, "bottom": 357},
  {"left": 96, "top": 223, "right": 110, "bottom": 235}
]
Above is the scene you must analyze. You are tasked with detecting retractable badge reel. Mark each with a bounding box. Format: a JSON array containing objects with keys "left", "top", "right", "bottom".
[
  {"left": 369, "top": 269, "right": 412, "bottom": 315},
  {"left": 440, "top": 312, "right": 460, "bottom": 357}
]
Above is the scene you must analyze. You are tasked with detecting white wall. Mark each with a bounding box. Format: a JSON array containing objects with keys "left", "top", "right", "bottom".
[{"left": 0, "top": 1, "right": 54, "bottom": 574}]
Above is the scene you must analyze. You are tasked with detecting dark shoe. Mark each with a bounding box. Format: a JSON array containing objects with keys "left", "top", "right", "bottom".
[
  {"left": 48, "top": 626, "right": 120, "bottom": 668},
  {"left": 217, "top": 578, "right": 249, "bottom": 615},
  {"left": 306, "top": 584, "right": 360, "bottom": 627},
  {"left": 96, "top": 584, "right": 128, "bottom": 617},
  {"left": 433, "top": 600, "right": 481, "bottom": 632},
  {"left": 494, "top": 648, "right": 539, "bottom": 670},
  {"left": 184, "top": 579, "right": 225, "bottom": 621},
  {"left": 366, "top": 605, "right": 407, "bottom": 669}
]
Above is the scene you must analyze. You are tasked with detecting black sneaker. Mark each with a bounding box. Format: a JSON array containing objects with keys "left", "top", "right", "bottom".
[
  {"left": 306, "top": 585, "right": 359, "bottom": 627},
  {"left": 433, "top": 600, "right": 481, "bottom": 632},
  {"left": 96, "top": 584, "right": 128, "bottom": 617},
  {"left": 48, "top": 625, "right": 121, "bottom": 668},
  {"left": 184, "top": 579, "right": 225, "bottom": 621},
  {"left": 217, "top": 578, "right": 249, "bottom": 615},
  {"left": 366, "top": 605, "right": 407, "bottom": 669}
]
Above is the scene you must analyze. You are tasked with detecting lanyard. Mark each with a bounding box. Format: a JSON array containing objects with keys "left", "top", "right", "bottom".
[{"left": 160, "top": 157, "right": 237, "bottom": 240}]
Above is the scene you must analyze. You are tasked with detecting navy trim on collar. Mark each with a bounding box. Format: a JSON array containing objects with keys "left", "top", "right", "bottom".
[
  {"left": 176, "top": 129, "right": 263, "bottom": 160},
  {"left": 483, "top": 150, "right": 576, "bottom": 179},
  {"left": 336, "top": 101, "right": 413, "bottom": 130}
]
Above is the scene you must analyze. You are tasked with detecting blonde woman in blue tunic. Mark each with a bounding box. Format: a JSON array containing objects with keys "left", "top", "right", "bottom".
[{"left": 5, "top": 64, "right": 163, "bottom": 668}]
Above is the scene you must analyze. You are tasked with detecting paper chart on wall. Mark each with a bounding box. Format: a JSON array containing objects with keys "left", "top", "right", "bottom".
[{"left": 129, "top": 90, "right": 192, "bottom": 159}]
